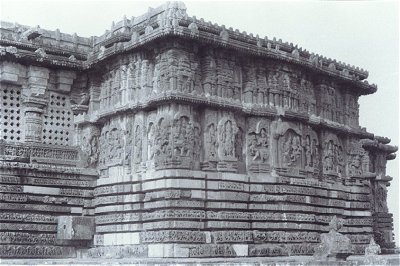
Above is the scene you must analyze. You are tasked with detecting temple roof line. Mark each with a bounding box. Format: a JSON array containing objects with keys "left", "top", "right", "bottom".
[{"left": 0, "top": 1, "right": 377, "bottom": 95}]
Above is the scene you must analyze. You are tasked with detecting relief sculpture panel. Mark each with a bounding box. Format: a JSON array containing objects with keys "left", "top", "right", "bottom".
[{"left": 247, "top": 117, "right": 270, "bottom": 173}]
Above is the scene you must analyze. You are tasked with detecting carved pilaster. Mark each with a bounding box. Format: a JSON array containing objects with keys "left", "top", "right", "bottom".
[
  {"left": 21, "top": 66, "right": 50, "bottom": 143},
  {"left": 23, "top": 102, "right": 46, "bottom": 143},
  {"left": 88, "top": 75, "right": 101, "bottom": 113},
  {"left": 371, "top": 177, "right": 396, "bottom": 252}
]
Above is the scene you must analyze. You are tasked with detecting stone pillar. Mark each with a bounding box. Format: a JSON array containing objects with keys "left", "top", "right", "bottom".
[
  {"left": 22, "top": 66, "right": 50, "bottom": 143},
  {"left": 371, "top": 176, "right": 396, "bottom": 252},
  {"left": 24, "top": 106, "right": 45, "bottom": 142}
]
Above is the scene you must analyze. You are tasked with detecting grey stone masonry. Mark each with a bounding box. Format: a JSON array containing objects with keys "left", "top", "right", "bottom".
[{"left": 0, "top": 1, "right": 397, "bottom": 259}]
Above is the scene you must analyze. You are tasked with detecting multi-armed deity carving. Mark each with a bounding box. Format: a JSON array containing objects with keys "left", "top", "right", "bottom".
[
  {"left": 282, "top": 129, "right": 303, "bottom": 168},
  {"left": 217, "top": 116, "right": 238, "bottom": 161},
  {"left": 273, "top": 122, "right": 321, "bottom": 177},
  {"left": 247, "top": 118, "right": 270, "bottom": 173},
  {"left": 346, "top": 140, "right": 370, "bottom": 177},
  {"left": 147, "top": 106, "right": 198, "bottom": 170},
  {"left": 202, "top": 111, "right": 239, "bottom": 172},
  {"left": 322, "top": 133, "right": 344, "bottom": 177},
  {"left": 98, "top": 120, "right": 125, "bottom": 170}
]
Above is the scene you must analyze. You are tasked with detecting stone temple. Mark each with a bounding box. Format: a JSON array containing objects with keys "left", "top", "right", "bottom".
[{"left": 0, "top": 1, "right": 398, "bottom": 261}]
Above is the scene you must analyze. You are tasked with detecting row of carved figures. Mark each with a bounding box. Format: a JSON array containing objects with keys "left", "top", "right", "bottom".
[
  {"left": 81, "top": 115, "right": 370, "bottom": 176},
  {"left": 95, "top": 51, "right": 359, "bottom": 127}
]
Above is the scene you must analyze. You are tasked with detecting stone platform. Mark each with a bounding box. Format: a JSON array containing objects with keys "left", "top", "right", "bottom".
[
  {"left": 0, "top": 0, "right": 398, "bottom": 261},
  {"left": 1, "top": 254, "right": 399, "bottom": 266}
]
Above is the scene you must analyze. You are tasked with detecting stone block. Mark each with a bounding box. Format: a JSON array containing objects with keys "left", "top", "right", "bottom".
[
  {"left": 232, "top": 244, "right": 248, "bottom": 257},
  {"left": 28, "top": 66, "right": 50, "bottom": 78},
  {"left": 148, "top": 244, "right": 174, "bottom": 257},
  {"left": 207, "top": 202, "right": 248, "bottom": 209},
  {"left": 0, "top": 72, "right": 18, "bottom": 83},
  {"left": 103, "top": 232, "right": 140, "bottom": 245},
  {"left": 70, "top": 207, "right": 83, "bottom": 214},
  {"left": 57, "top": 216, "right": 95, "bottom": 240},
  {"left": 173, "top": 244, "right": 190, "bottom": 257},
  {"left": 23, "top": 185, "right": 60, "bottom": 195},
  {"left": 0, "top": 62, "right": 20, "bottom": 84}
]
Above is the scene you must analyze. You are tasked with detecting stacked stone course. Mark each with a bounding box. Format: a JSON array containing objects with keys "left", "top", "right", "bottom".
[{"left": 0, "top": 1, "right": 397, "bottom": 259}]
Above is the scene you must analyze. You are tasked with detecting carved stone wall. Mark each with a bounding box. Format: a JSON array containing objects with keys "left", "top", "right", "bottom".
[{"left": 0, "top": 1, "right": 397, "bottom": 259}]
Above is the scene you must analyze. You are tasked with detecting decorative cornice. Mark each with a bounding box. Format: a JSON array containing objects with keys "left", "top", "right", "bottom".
[{"left": 0, "top": 2, "right": 377, "bottom": 95}]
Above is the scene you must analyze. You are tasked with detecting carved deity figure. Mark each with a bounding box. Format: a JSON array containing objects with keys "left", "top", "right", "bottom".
[
  {"left": 218, "top": 120, "right": 237, "bottom": 159},
  {"left": 88, "top": 135, "right": 99, "bottom": 167},
  {"left": 322, "top": 137, "right": 344, "bottom": 176},
  {"left": 173, "top": 116, "right": 193, "bottom": 157},
  {"left": 312, "top": 139, "right": 319, "bottom": 168},
  {"left": 243, "top": 65, "right": 256, "bottom": 104},
  {"left": 147, "top": 123, "right": 155, "bottom": 160},
  {"left": 134, "top": 125, "right": 142, "bottom": 163},
  {"left": 324, "top": 140, "right": 335, "bottom": 172},
  {"left": 223, "top": 120, "right": 234, "bottom": 157},
  {"left": 154, "top": 118, "right": 172, "bottom": 157},
  {"left": 349, "top": 154, "right": 362, "bottom": 175},
  {"left": 282, "top": 131, "right": 302, "bottom": 167},
  {"left": 375, "top": 183, "right": 388, "bottom": 212},
  {"left": 303, "top": 134, "right": 319, "bottom": 170},
  {"left": 334, "top": 144, "right": 344, "bottom": 174},
  {"left": 193, "top": 126, "right": 201, "bottom": 161},
  {"left": 248, "top": 128, "right": 269, "bottom": 162},
  {"left": 305, "top": 135, "right": 312, "bottom": 167},
  {"left": 205, "top": 124, "right": 217, "bottom": 160}
]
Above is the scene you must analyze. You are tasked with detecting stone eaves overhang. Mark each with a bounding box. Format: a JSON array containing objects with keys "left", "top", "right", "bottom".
[{"left": 1, "top": 13, "right": 377, "bottom": 96}]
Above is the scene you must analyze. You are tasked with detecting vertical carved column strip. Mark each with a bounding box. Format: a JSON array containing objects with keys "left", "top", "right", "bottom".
[{"left": 22, "top": 66, "right": 50, "bottom": 143}]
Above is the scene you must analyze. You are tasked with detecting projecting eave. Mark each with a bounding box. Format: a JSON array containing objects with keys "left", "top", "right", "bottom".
[
  {"left": 86, "top": 25, "right": 377, "bottom": 96},
  {"left": 0, "top": 1, "right": 378, "bottom": 95},
  {"left": 361, "top": 138, "right": 398, "bottom": 156}
]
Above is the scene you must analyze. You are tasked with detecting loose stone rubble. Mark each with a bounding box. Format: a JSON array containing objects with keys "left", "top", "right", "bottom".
[{"left": 0, "top": 1, "right": 397, "bottom": 261}]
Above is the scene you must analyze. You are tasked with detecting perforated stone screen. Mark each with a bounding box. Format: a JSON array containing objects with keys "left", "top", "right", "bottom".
[
  {"left": 0, "top": 85, "right": 23, "bottom": 142},
  {"left": 42, "top": 92, "right": 74, "bottom": 146}
]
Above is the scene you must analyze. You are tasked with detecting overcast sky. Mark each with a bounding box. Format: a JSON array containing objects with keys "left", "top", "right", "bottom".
[{"left": 1, "top": 0, "right": 399, "bottom": 245}]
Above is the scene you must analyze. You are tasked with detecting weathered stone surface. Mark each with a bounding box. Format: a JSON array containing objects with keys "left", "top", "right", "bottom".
[
  {"left": 313, "top": 216, "right": 353, "bottom": 261},
  {"left": 0, "top": 1, "right": 397, "bottom": 260},
  {"left": 57, "top": 216, "right": 95, "bottom": 240}
]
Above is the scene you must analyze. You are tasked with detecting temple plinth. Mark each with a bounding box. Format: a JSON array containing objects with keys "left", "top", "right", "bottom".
[{"left": 0, "top": 1, "right": 397, "bottom": 260}]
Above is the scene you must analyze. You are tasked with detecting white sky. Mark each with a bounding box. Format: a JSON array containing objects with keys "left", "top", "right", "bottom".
[{"left": 1, "top": 0, "right": 399, "bottom": 246}]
